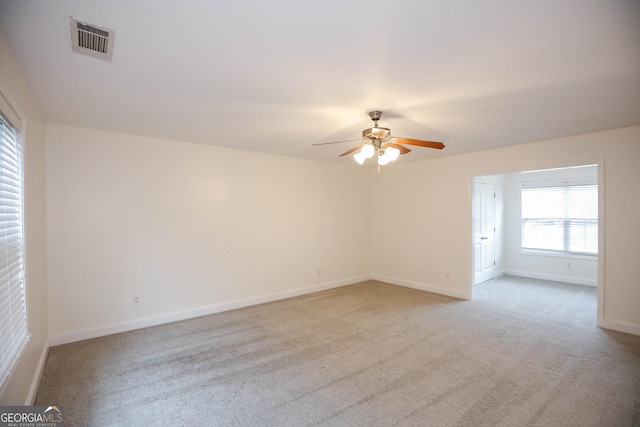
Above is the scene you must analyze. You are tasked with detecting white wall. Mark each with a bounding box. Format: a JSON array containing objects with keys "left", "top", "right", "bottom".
[
  {"left": 503, "top": 165, "right": 598, "bottom": 285},
  {"left": 371, "top": 156, "right": 472, "bottom": 299},
  {"left": 371, "top": 126, "right": 640, "bottom": 335},
  {"left": 0, "top": 31, "right": 48, "bottom": 404},
  {"left": 46, "top": 125, "right": 372, "bottom": 343}
]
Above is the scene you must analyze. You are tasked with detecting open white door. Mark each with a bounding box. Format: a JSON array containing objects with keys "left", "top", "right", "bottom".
[{"left": 473, "top": 181, "right": 495, "bottom": 285}]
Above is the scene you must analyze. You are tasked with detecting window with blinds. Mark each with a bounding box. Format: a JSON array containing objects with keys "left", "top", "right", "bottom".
[
  {"left": 0, "top": 108, "right": 28, "bottom": 392},
  {"left": 521, "top": 184, "right": 598, "bottom": 256}
]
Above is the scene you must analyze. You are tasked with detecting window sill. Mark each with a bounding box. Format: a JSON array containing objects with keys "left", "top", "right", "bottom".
[{"left": 520, "top": 249, "right": 597, "bottom": 260}]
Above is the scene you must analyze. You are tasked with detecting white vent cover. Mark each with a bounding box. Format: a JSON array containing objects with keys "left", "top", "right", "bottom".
[{"left": 70, "top": 17, "right": 115, "bottom": 61}]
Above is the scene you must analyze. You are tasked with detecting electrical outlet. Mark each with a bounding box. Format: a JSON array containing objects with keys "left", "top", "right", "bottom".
[{"left": 132, "top": 296, "right": 140, "bottom": 305}]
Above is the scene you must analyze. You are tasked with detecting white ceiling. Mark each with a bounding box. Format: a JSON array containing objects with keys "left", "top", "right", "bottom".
[{"left": 1, "top": 0, "right": 639, "bottom": 164}]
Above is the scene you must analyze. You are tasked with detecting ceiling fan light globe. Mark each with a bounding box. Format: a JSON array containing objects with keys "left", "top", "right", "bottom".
[
  {"left": 386, "top": 146, "right": 400, "bottom": 161},
  {"left": 361, "top": 144, "right": 375, "bottom": 159},
  {"left": 378, "top": 154, "right": 390, "bottom": 166},
  {"left": 354, "top": 151, "right": 366, "bottom": 165}
]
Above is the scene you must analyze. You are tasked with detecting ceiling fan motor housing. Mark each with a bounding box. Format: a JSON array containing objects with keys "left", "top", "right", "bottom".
[{"left": 362, "top": 127, "right": 390, "bottom": 139}]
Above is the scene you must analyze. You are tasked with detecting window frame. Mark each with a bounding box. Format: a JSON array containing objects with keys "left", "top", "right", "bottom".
[
  {"left": 0, "top": 96, "right": 29, "bottom": 395},
  {"left": 520, "top": 178, "right": 598, "bottom": 258}
]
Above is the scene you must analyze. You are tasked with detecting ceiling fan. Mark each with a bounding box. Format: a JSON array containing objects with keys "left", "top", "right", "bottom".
[{"left": 312, "top": 111, "right": 445, "bottom": 167}]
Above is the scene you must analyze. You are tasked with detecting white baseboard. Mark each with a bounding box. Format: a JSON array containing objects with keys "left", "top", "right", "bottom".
[
  {"left": 25, "top": 339, "right": 49, "bottom": 405},
  {"left": 600, "top": 317, "right": 640, "bottom": 336},
  {"left": 503, "top": 269, "right": 597, "bottom": 287},
  {"left": 372, "top": 274, "right": 471, "bottom": 300},
  {"left": 49, "top": 275, "right": 371, "bottom": 346}
]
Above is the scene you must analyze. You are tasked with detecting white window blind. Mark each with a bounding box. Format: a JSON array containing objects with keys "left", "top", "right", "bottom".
[
  {"left": 0, "top": 109, "right": 28, "bottom": 392},
  {"left": 522, "top": 184, "right": 598, "bottom": 255}
]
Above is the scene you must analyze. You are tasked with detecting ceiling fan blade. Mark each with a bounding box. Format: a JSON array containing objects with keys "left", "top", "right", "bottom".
[
  {"left": 339, "top": 144, "right": 364, "bottom": 157},
  {"left": 312, "top": 138, "right": 364, "bottom": 146},
  {"left": 383, "top": 142, "right": 411, "bottom": 154},
  {"left": 394, "top": 137, "right": 445, "bottom": 150}
]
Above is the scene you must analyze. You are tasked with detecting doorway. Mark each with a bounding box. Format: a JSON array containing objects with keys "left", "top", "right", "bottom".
[{"left": 470, "top": 163, "right": 602, "bottom": 324}]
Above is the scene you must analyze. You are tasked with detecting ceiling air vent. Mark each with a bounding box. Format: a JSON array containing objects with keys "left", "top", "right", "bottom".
[{"left": 70, "top": 17, "right": 115, "bottom": 62}]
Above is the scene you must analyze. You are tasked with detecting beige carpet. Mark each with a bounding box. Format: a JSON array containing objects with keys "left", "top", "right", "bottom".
[{"left": 36, "top": 278, "right": 640, "bottom": 426}]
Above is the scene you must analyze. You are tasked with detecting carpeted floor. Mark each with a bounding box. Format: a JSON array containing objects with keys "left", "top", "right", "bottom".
[{"left": 36, "top": 277, "right": 640, "bottom": 426}]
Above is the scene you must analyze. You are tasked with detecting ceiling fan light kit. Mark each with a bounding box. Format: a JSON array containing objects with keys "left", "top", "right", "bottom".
[{"left": 313, "top": 111, "right": 445, "bottom": 170}]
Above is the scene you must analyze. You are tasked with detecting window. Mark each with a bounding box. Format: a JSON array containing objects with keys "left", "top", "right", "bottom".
[
  {"left": 0, "top": 106, "right": 28, "bottom": 392},
  {"left": 521, "top": 183, "right": 598, "bottom": 256}
]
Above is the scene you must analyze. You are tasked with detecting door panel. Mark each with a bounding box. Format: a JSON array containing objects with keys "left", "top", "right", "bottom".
[{"left": 474, "top": 181, "right": 495, "bottom": 285}]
